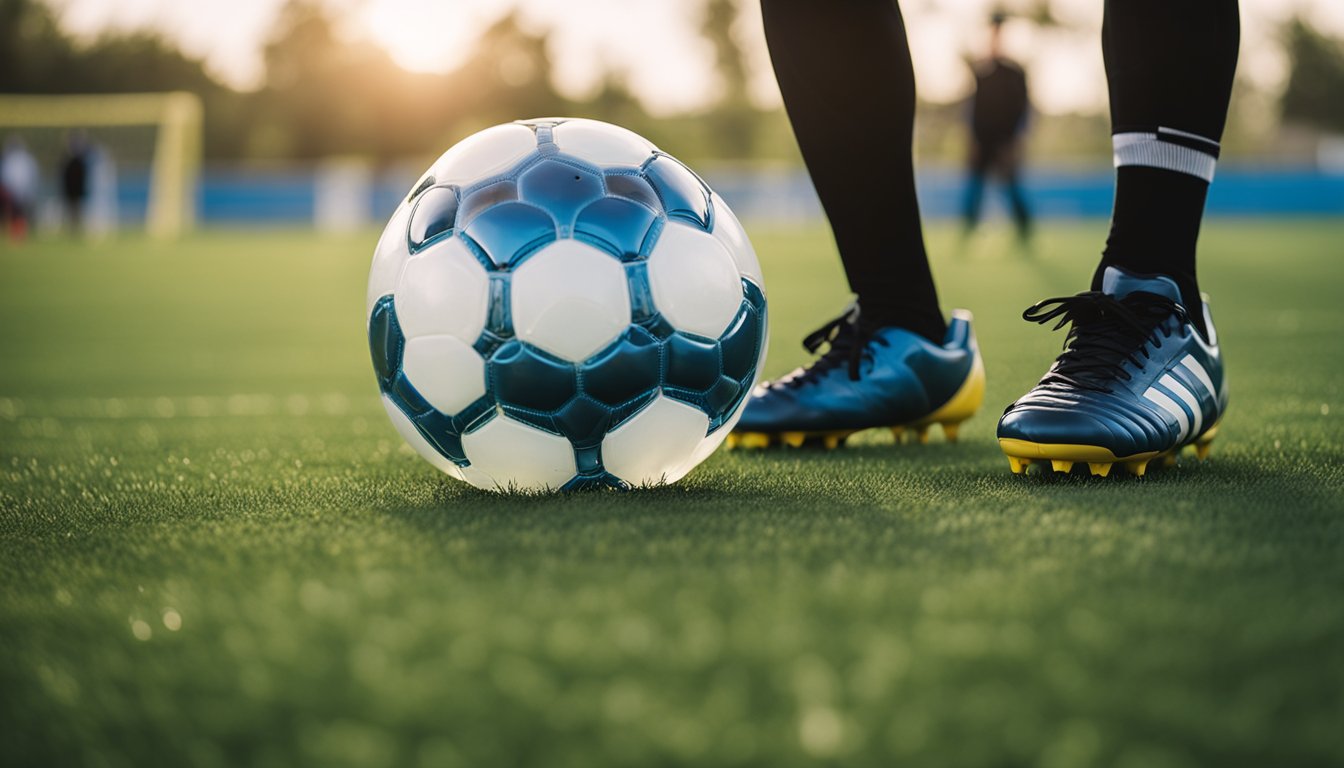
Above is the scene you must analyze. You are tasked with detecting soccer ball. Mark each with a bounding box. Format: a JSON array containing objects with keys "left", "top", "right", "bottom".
[{"left": 366, "top": 118, "right": 768, "bottom": 491}]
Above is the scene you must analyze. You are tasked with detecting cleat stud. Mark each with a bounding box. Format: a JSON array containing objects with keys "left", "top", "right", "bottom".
[
  {"left": 1050, "top": 460, "right": 1074, "bottom": 474},
  {"left": 1195, "top": 442, "right": 1212, "bottom": 461},
  {"left": 942, "top": 423, "right": 960, "bottom": 443},
  {"left": 822, "top": 434, "right": 843, "bottom": 450},
  {"left": 781, "top": 432, "right": 806, "bottom": 449},
  {"left": 1088, "top": 462, "right": 1112, "bottom": 477},
  {"left": 1125, "top": 459, "right": 1149, "bottom": 478},
  {"left": 1008, "top": 456, "right": 1027, "bottom": 475},
  {"left": 725, "top": 433, "right": 740, "bottom": 449},
  {"left": 916, "top": 426, "right": 931, "bottom": 445},
  {"left": 740, "top": 433, "right": 770, "bottom": 449},
  {"left": 1161, "top": 453, "right": 1178, "bottom": 468},
  {"left": 891, "top": 426, "right": 906, "bottom": 444}
]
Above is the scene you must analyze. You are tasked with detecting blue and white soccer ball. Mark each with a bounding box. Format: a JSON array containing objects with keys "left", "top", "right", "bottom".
[{"left": 367, "top": 118, "right": 768, "bottom": 491}]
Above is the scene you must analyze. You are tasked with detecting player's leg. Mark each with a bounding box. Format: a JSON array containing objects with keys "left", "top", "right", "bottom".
[
  {"left": 734, "top": 0, "right": 984, "bottom": 449},
  {"left": 997, "top": 0, "right": 1238, "bottom": 476},
  {"left": 1000, "top": 151, "right": 1032, "bottom": 242},
  {"left": 760, "top": 0, "right": 943, "bottom": 340},
  {"left": 962, "top": 145, "right": 990, "bottom": 233},
  {"left": 1095, "top": 0, "right": 1240, "bottom": 329}
]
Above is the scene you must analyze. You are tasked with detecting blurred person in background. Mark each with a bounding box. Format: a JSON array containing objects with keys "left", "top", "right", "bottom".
[
  {"left": 962, "top": 11, "right": 1033, "bottom": 243},
  {"left": 2, "top": 135, "right": 40, "bottom": 244},
  {"left": 60, "top": 131, "right": 91, "bottom": 235}
]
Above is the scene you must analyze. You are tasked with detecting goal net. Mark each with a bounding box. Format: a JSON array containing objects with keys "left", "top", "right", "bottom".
[{"left": 0, "top": 92, "right": 202, "bottom": 239}]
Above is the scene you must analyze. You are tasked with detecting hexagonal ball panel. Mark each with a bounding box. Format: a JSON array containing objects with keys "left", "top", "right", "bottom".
[
  {"left": 575, "top": 197, "right": 657, "bottom": 259},
  {"left": 401, "top": 335, "right": 486, "bottom": 416},
  {"left": 381, "top": 395, "right": 465, "bottom": 480},
  {"left": 517, "top": 159, "right": 604, "bottom": 230},
  {"left": 580, "top": 327, "right": 661, "bottom": 407},
  {"left": 490, "top": 341, "right": 579, "bottom": 413},
  {"left": 511, "top": 240, "right": 632, "bottom": 362},
  {"left": 393, "top": 236, "right": 490, "bottom": 343},
  {"left": 460, "top": 415, "right": 577, "bottom": 491},
  {"left": 643, "top": 155, "right": 711, "bottom": 229},
  {"left": 461, "top": 201, "right": 556, "bottom": 268},
  {"left": 552, "top": 119, "right": 657, "bottom": 167},
  {"left": 647, "top": 222, "right": 744, "bottom": 339},
  {"left": 408, "top": 186, "right": 459, "bottom": 250},
  {"left": 602, "top": 396, "right": 709, "bottom": 487},
  {"left": 431, "top": 124, "right": 538, "bottom": 186}
]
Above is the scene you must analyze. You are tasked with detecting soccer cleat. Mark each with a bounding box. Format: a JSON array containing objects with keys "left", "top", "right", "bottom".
[
  {"left": 998, "top": 266, "right": 1228, "bottom": 476},
  {"left": 730, "top": 305, "right": 985, "bottom": 449}
]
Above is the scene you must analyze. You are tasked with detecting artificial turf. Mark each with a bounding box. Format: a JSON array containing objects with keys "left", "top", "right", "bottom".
[{"left": 2, "top": 219, "right": 1342, "bottom": 766}]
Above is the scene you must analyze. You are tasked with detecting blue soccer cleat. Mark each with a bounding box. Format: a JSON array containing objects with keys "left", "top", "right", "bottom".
[
  {"left": 729, "top": 305, "right": 985, "bottom": 449},
  {"left": 998, "top": 266, "right": 1228, "bottom": 477}
]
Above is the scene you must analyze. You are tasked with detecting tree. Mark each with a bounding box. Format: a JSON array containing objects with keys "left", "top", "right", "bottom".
[
  {"left": 1280, "top": 17, "right": 1344, "bottom": 132},
  {"left": 700, "top": 0, "right": 758, "bottom": 159}
]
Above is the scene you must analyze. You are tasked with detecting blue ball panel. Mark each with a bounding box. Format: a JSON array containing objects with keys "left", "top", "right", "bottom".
[
  {"left": 368, "top": 295, "right": 403, "bottom": 386},
  {"left": 643, "top": 155, "right": 712, "bottom": 230},
  {"left": 457, "top": 180, "right": 518, "bottom": 226},
  {"left": 408, "top": 186, "right": 458, "bottom": 250},
  {"left": 574, "top": 197, "right": 657, "bottom": 259},
  {"left": 489, "top": 341, "right": 578, "bottom": 412},
  {"left": 664, "top": 333, "right": 721, "bottom": 392},
  {"left": 553, "top": 396, "right": 616, "bottom": 447},
  {"left": 461, "top": 202, "right": 556, "bottom": 267},
  {"left": 580, "top": 326, "right": 661, "bottom": 406},
  {"left": 368, "top": 295, "right": 471, "bottom": 467},
  {"left": 604, "top": 173, "right": 662, "bottom": 212},
  {"left": 703, "top": 377, "right": 742, "bottom": 416},
  {"left": 719, "top": 305, "right": 761, "bottom": 381},
  {"left": 517, "top": 158, "right": 605, "bottom": 230}
]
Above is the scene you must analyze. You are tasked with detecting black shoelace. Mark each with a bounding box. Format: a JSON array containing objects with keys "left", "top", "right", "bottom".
[
  {"left": 1024, "top": 291, "right": 1183, "bottom": 393},
  {"left": 782, "top": 306, "right": 890, "bottom": 384}
]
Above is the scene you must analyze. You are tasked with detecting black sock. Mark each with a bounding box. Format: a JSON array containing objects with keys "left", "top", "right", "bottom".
[
  {"left": 761, "top": 0, "right": 946, "bottom": 343},
  {"left": 1096, "top": 0, "right": 1239, "bottom": 334},
  {"left": 1096, "top": 166, "right": 1207, "bottom": 313}
]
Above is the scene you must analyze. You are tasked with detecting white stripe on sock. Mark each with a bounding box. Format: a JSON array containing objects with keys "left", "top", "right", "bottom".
[{"left": 1113, "top": 132, "right": 1217, "bottom": 182}]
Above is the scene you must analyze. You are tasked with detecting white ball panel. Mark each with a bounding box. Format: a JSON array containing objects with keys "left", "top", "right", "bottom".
[
  {"left": 393, "top": 237, "right": 490, "bottom": 342},
  {"left": 401, "top": 335, "right": 486, "bottom": 416},
  {"left": 367, "top": 201, "right": 412, "bottom": 317},
  {"left": 552, "top": 119, "right": 656, "bottom": 167},
  {"left": 710, "top": 197, "right": 765, "bottom": 291},
  {"left": 681, "top": 407, "right": 744, "bottom": 478},
  {"left": 511, "top": 240, "right": 631, "bottom": 361},
  {"left": 380, "top": 395, "right": 465, "bottom": 480},
  {"left": 461, "top": 416, "right": 577, "bottom": 491},
  {"left": 647, "top": 222, "right": 744, "bottom": 339},
  {"left": 432, "top": 124, "right": 537, "bottom": 185},
  {"left": 602, "top": 396, "right": 709, "bottom": 486}
]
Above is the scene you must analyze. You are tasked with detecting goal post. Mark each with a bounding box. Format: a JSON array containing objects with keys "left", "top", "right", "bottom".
[{"left": 0, "top": 92, "right": 202, "bottom": 239}]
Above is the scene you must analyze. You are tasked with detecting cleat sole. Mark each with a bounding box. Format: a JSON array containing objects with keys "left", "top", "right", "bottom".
[
  {"left": 999, "top": 438, "right": 1161, "bottom": 479},
  {"left": 728, "top": 419, "right": 969, "bottom": 451}
]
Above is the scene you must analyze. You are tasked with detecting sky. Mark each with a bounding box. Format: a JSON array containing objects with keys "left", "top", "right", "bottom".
[{"left": 47, "top": 0, "right": 1344, "bottom": 117}]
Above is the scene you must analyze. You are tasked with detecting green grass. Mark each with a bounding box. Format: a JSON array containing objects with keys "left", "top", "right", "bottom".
[{"left": 2, "top": 219, "right": 1342, "bottom": 767}]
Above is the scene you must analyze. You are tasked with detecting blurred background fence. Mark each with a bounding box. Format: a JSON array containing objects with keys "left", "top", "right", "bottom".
[{"left": 2, "top": 0, "right": 1343, "bottom": 234}]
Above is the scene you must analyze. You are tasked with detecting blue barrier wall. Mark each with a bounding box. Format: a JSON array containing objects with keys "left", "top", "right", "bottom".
[{"left": 110, "top": 166, "right": 1344, "bottom": 226}]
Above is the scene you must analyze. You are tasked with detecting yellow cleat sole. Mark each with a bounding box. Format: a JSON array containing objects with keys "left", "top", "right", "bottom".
[
  {"left": 1000, "top": 424, "right": 1219, "bottom": 478},
  {"left": 727, "top": 419, "right": 969, "bottom": 451}
]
